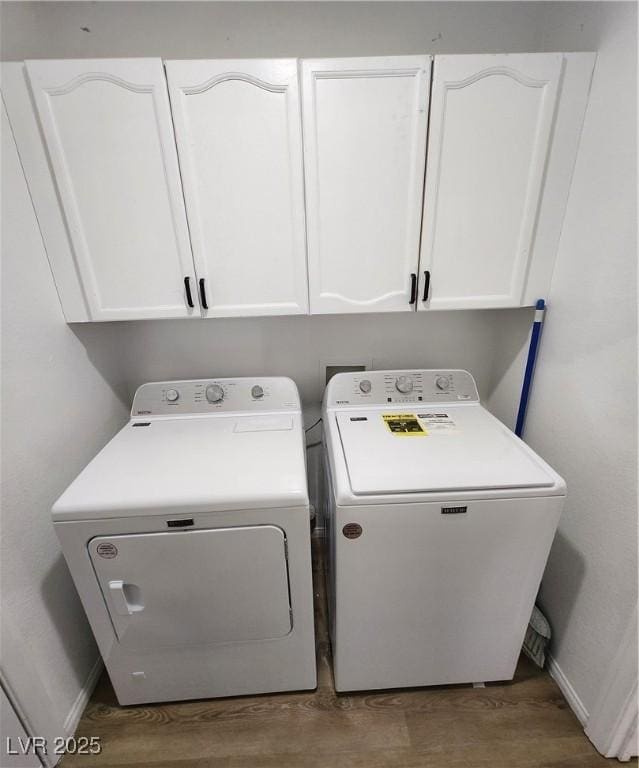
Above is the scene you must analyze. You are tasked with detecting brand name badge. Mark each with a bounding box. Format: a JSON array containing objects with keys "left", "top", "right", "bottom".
[
  {"left": 96, "top": 542, "right": 118, "bottom": 558},
  {"left": 342, "top": 523, "right": 363, "bottom": 539},
  {"left": 441, "top": 506, "right": 467, "bottom": 515}
]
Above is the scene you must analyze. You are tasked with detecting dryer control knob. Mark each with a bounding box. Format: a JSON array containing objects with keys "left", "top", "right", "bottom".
[
  {"left": 435, "top": 376, "right": 450, "bottom": 391},
  {"left": 359, "top": 379, "right": 372, "bottom": 394},
  {"left": 206, "top": 384, "right": 225, "bottom": 403},
  {"left": 166, "top": 388, "right": 179, "bottom": 402},
  {"left": 251, "top": 385, "right": 264, "bottom": 399},
  {"left": 395, "top": 375, "right": 414, "bottom": 394}
]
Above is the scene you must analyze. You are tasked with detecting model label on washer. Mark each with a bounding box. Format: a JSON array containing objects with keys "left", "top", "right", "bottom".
[
  {"left": 417, "top": 413, "right": 459, "bottom": 434},
  {"left": 382, "top": 414, "right": 426, "bottom": 436},
  {"left": 342, "top": 523, "right": 363, "bottom": 539},
  {"left": 96, "top": 542, "right": 118, "bottom": 559}
]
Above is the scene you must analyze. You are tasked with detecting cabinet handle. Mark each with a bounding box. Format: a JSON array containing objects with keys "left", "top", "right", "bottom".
[
  {"left": 422, "top": 270, "right": 431, "bottom": 302},
  {"left": 184, "top": 277, "right": 194, "bottom": 308},
  {"left": 199, "top": 278, "right": 209, "bottom": 310},
  {"left": 409, "top": 273, "right": 417, "bottom": 305}
]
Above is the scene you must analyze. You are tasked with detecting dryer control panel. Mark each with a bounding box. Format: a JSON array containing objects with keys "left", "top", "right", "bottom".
[
  {"left": 325, "top": 370, "right": 479, "bottom": 407},
  {"left": 131, "top": 377, "right": 301, "bottom": 417}
]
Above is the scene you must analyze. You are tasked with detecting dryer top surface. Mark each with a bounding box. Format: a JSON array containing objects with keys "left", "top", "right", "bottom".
[{"left": 53, "top": 410, "right": 307, "bottom": 521}]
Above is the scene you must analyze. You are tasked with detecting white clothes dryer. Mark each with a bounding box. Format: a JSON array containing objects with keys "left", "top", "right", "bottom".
[{"left": 53, "top": 377, "right": 316, "bottom": 705}]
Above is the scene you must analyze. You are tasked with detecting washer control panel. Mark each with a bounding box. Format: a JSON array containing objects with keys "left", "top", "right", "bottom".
[
  {"left": 131, "top": 377, "right": 300, "bottom": 417},
  {"left": 325, "top": 370, "right": 479, "bottom": 406}
]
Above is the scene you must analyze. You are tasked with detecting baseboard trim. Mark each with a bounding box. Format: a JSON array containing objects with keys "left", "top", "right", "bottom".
[
  {"left": 548, "top": 652, "right": 589, "bottom": 726},
  {"left": 63, "top": 656, "right": 103, "bottom": 736}
]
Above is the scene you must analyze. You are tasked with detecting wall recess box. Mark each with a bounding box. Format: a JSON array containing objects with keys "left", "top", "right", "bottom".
[{"left": 319, "top": 356, "right": 373, "bottom": 391}]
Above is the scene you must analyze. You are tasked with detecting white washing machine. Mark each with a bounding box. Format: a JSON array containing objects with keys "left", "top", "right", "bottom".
[
  {"left": 322, "top": 369, "right": 565, "bottom": 692},
  {"left": 53, "top": 377, "right": 316, "bottom": 705}
]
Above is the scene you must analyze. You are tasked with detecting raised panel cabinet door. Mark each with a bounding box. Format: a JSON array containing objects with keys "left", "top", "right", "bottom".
[
  {"left": 25, "top": 59, "right": 197, "bottom": 321},
  {"left": 419, "top": 53, "right": 562, "bottom": 310},
  {"left": 302, "top": 57, "right": 431, "bottom": 314},
  {"left": 166, "top": 59, "right": 308, "bottom": 317}
]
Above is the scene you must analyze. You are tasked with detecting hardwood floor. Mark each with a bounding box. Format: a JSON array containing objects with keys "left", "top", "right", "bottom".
[{"left": 62, "top": 537, "right": 607, "bottom": 768}]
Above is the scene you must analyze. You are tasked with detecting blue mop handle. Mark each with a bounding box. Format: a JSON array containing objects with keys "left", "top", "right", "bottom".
[{"left": 515, "top": 299, "right": 546, "bottom": 438}]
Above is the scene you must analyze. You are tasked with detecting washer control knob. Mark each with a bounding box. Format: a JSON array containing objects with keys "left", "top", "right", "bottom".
[
  {"left": 205, "top": 384, "right": 224, "bottom": 404},
  {"left": 395, "top": 375, "right": 414, "bottom": 394},
  {"left": 251, "top": 385, "right": 264, "bottom": 399},
  {"left": 435, "top": 376, "right": 450, "bottom": 391},
  {"left": 359, "top": 379, "right": 372, "bottom": 394},
  {"left": 166, "top": 388, "right": 179, "bottom": 402}
]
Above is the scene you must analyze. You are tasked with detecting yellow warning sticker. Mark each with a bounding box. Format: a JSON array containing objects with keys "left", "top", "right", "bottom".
[{"left": 382, "top": 414, "right": 428, "bottom": 436}]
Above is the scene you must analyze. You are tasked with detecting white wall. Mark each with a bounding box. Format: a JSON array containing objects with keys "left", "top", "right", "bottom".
[
  {"left": 488, "top": 0, "right": 637, "bottom": 719},
  {"left": 0, "top": 103, "right": 129, "bottom": 754},
  {"left": 120, "top": 311, "right": 501, "bottom": 406},
  {"left": 0, "top": 1, "right": 547, "bottom": 60}
]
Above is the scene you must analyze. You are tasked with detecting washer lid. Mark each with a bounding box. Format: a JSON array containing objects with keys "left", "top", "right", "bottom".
[
  {"left": 53, "top": 413, "right": 307, "bottom": 521},
  {"left": 336, "top": 406, "right": 555, "bottom": 496}
]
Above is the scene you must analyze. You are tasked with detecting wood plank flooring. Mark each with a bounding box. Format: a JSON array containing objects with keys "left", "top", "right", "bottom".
[{"left": 62, "top": 536, "right": 607, "bottom": 768}]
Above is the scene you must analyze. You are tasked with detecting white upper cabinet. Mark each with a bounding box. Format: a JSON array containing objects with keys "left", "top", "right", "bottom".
[
  {"left": 166, "top": 59, "right": 308, "bottom": 317},
  {"left": 302, "top": 56, "right": 431, "bottom": 314},
  {"left": 419, "top": 53, "right": 563, "bottom": 310},
  {"left": 25, "top": 59, "right": 197, "bottom": 321},
  {"left": 7, "top": 53, "right": 592, "bottom": 322}
]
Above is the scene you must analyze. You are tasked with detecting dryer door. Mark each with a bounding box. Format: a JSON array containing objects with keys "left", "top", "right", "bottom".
[{"left": 89, "top": 525, "right": 292, "bottom": 649}]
